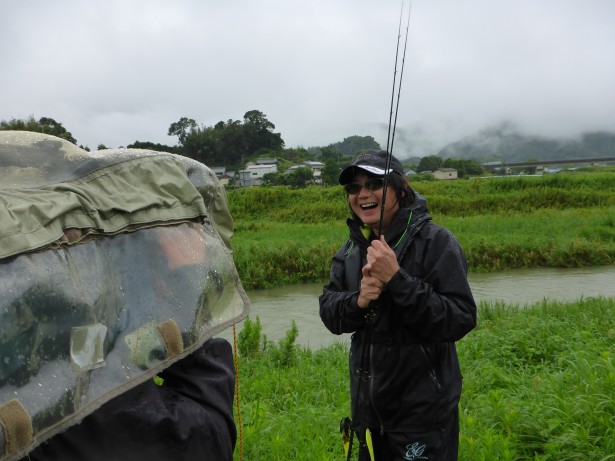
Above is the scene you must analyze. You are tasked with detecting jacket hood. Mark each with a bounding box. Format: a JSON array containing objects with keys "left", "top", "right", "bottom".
[{"left": 408, "top": 188, "right": 429, "bottom": 215}]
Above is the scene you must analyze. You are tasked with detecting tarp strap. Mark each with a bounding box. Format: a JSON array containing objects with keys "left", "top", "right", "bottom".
[
  {"left": 0, "top": 399, "right": 32, "bottom": 455},
  {"left": 158, "top": 319, "right": 184, "bottom": 358}
]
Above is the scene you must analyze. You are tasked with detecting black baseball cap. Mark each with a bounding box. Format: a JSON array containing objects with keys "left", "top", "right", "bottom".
[{"left": 339, "top": 150, "right": 404, "bottom": 185}]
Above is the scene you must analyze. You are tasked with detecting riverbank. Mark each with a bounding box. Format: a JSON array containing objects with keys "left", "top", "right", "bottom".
[
  {"left": 219, "top": 265, "right": 615, "bottom": 349},
  {"left": 233, "top": 297, "right": 615, "bottom": 460},
  {"left": 228, "top": 171, "right": 615, "bottom": 289}
]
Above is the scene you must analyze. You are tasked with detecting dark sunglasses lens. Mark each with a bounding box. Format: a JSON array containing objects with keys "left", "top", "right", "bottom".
[
  {"left": 344, "top": 178, "right": 385, "bottom": 195},
  {"left": 344, "top": 183, "right": 362, "bottom": 195},
  {"left": 365, "top": 178, "right": 384, "bottom": 191}
]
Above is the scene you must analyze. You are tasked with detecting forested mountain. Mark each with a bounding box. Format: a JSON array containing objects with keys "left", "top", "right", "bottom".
[
  {"left": 326, "top": 135, "right": 380, "bottom": 156},
  {"left": 3, "top": 114, "right": 614, "bottom": 167},
  {"left": 437, "top": 124, "right": 615, "bottom": 163}
]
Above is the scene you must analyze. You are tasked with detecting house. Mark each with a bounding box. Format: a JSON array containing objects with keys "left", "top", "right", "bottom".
[
  {"left": 301, "top": 161, "right": 325, "bottom": 178},
  {"left": 212, "top": 167, "right": 226, "bottom": 178},
  {"left": 239, "top": 160, "right": 278, "bottom": 186},
  {"left": 284, "top": 161, "right": 326, "bottom": 184},
  {"left": 236, "top": 170, "right": 253, "bottom": 187},
  {"left": 255, "top": 158, "right": 278, "bottom": 166},
  {"left": 432, "top": 168, "right": 458, "bottom": 180},
  {"left": 220, "top": 171, "right": 235, "bottom": 186},
  {"left": 211, "top": 167, "right": 235, "bottom": 186}
]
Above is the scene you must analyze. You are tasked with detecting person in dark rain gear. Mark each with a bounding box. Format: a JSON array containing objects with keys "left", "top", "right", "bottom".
[
  {"left": 18, "top": 224, "right": 238, "bottom": 461},
  {"left": 0, "top": 131, "right": 247, "bottom": 461},
  {"left": 319, "top": 150, "right": 477, "bottom": 461},
  {"left": 20, "top": 338, "right": 236, "bottom": 461}
]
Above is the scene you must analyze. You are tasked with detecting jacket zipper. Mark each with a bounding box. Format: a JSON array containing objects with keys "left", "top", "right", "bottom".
[
  {"left": 368, "top": 343, "right": 386, "bottom": 435},
  {"left": 419, "top": 345, "right": 442, "bottom": 393}
]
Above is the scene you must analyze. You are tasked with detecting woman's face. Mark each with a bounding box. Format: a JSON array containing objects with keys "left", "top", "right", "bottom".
[{"left": 347, "top": 173, "right": 399, "bottom": 236}]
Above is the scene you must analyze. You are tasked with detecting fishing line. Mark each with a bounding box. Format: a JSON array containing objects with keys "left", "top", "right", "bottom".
[
  {"left": 233, "top": 323, "right": 244, "bottom": 461},
  {"left": 385, "top": 2, "right": 405, "bottom": 156},
  {"left": 378, "top": 2, "right": 412, "bottom": 237}
]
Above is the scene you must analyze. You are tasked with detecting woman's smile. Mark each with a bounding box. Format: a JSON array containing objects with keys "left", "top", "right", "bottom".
[{"left": 348, "top": 174, "right": 398, "bottom": 235}]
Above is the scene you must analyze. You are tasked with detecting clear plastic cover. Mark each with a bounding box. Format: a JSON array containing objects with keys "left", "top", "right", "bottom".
[{"left": 0, "top": 132, "right": 249, "bottom": 460}]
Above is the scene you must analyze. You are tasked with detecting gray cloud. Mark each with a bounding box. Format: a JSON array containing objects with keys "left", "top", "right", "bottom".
[{"left": 1, "top": 0, "right": 614, "bottom": 156}]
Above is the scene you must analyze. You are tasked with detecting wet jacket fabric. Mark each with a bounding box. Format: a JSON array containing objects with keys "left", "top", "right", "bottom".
[
  {"left": 21, "top": 338, "right": 236, "bottom": 461},
  {"left": 319, "top": 192, "right": 476, "bottom": 450}
]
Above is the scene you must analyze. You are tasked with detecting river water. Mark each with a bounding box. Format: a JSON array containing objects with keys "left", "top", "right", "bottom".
[{"left": 222, "top": 266, "right": 615, "bottom": 349}]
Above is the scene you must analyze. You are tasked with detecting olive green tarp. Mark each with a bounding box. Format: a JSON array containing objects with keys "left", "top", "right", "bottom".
[{"left": 0, "top": 132, "right": 249, "bottom": 460}]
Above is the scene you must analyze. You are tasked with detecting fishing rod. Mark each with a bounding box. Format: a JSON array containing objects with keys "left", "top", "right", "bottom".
[
  {"left": 340, "top": 4, "right": 413, "bottom": 461},
  {"left": 378, "top": 2, "right": 411, "bottom": 237}
]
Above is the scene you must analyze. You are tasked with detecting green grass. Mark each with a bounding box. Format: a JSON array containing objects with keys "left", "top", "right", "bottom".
[
  {"left": 233, "top": 297, "right": 615, "bottom": 460},
  {"left": 444, "top": 207, "right": 615, "bottom": 271},
  {"left": 459, "top": 297, "right": 615, "bottom": 460},
  {"left": 228, "top": 172, "right": 615, "bottom": 288},
  {"left": 228, "top": 172, "right": 615, "bottom": 220}
]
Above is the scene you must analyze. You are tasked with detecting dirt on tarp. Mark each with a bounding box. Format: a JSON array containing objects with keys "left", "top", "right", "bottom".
[{"left": 0, "top": 132, "right": 249, "bottom": 460}]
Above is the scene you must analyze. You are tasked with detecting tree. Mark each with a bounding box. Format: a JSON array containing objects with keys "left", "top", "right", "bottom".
[
  {"left": 464, "top": 159, "right": 485, "bottom": 176},
  {"left": 216, "top": 119, "right": 248, "bottom": 166},
  {"left": 167, "top": 117, "right": 197, "bottom": 145},
  {"left": 441, "top": 158, "right": 485, "bottom": 178},
  {"left": 319, "top": 146, "right": 342, "bottom": 163},
  {"left": 168, "top": 111, "right": 285, "bottom": 169},
  {"left": 127, "top": 141, "right": 178, "bottom": 153},
  {"left": 0, "top": 116, "right": 77, "bottom": 144},
  {"left": 281, "top": 147, "right": 309, "bottom": 163},
  {"left": 328, "top": 135, "right": 381, "bottom": 156},
  {"left": 242, "top": 110, "right": 284, "bottom": 154},
  {"left": 320, "top": 159, "right": 340, "bottom": 186},
  {"left": 286, "top": 166, "right": 314, "bottom": 188},
  {"left": 261, "top": 172, "right": 287, "bottom": 186},
  {"left": 418, "top": 155, "right": 442, "bottom": 172}
]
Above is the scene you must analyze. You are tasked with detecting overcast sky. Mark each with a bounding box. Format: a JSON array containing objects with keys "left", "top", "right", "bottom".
[{"left": 1, "top": 0, "right": 614, "bottom": 156}]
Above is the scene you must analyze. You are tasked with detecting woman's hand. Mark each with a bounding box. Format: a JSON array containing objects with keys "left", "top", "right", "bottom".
[
  {"left": 357, "top": 265, "right": 383, "bottom": 309},
  {"left": 366, "top": 236, "right": 400, "bottom": 284}
]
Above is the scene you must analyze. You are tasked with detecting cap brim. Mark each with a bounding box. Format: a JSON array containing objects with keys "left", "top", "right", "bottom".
[
  {"left": 355, "top": 165, "right": 387, "bottom": 176},
  {"left": 339, "top": 164, "right": 388, "bottom": 184}
]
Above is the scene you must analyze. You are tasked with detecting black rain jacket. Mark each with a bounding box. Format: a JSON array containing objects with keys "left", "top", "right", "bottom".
[
  {"left": 319, "top": 192, "right": 477, "bottom": 434},
  {"left": 21, "top": 338, "right": 236, "bottom": 461}
]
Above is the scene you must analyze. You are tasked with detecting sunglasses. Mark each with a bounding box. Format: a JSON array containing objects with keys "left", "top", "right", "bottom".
[{"left": 344, "top": 178, "right": 385, "bottom": 195}]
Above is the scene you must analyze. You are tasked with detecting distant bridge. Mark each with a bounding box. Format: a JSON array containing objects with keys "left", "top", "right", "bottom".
[{"left": 483, "top": 157, "right": 615, "bottom": 169}]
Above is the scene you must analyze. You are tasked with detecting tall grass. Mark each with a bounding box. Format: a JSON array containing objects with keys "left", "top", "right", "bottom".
[
  {"left": 235, "top": 341, "right": 350, "bottom": 460},
  {"left": 445, "top": 207, "right": 615, "bottom": 271},
  {"left": 228, "top": 173, "right": 615, "bottom": 220},
  {"left": 227, "top": 173, "right": 615, "bottom": 288},
  {"left": 233, "top": 298, "right": 615, "bottom": 460},
  {"left": 458, "top": 297, "right": 615, "bottom": 460}
]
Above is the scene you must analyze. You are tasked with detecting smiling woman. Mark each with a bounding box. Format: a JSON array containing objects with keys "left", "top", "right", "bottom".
[{"left": 319, "top": 149, "right": 477, "bottom": 461}]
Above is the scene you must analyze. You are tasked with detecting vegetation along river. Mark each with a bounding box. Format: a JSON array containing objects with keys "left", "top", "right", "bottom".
[{"left": 222, "top": 266, "right": 615, "bottom": 349}]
